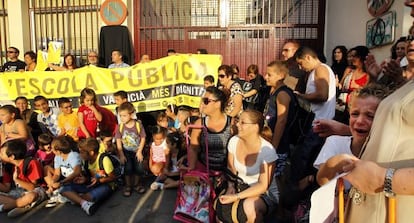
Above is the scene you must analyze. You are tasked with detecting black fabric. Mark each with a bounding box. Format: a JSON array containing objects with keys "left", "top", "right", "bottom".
[
  {"left": 99, "top": 25, "right": 134, "bottom": 67},
  {"left": 264, "top": 85, "right": 296, "bottom": 154},
  {"left": 0, "top": 60, "right": 26, "bottom": 72}
]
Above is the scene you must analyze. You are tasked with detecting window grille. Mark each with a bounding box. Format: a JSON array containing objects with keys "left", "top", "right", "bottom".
[{"left": 29, "top": 0, "right": 100, "bottom": 66}]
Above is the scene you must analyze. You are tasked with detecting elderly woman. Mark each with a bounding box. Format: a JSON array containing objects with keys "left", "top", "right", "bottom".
[{"left": 217, "top": 110, "right": 278, "bottom": 223}]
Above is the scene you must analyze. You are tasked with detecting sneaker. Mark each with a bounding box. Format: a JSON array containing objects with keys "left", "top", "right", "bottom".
[
  {"left": 81, "top": 201, "right": 98, "bottom": 216},
  {"left": 7, "top": 205, "right": 32, "bottom": 218},
  {"left": 57, "top": 194, "right": 70, "bottom": 204},
  {"left": 45, "top": 196, "right": 58, "bottom": 208},
  {"left": 150, "top": 182, "right": 164, "bottom": 190}
]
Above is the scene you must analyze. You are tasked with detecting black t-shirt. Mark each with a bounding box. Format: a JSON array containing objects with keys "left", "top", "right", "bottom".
[{"left": 1, "top": 60, "right": 26, "bottom": 72}]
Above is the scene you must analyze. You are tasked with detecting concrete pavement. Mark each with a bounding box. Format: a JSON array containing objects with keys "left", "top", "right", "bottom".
[{"left": 0, "top": 184, "right": 181, "bottom": 223}]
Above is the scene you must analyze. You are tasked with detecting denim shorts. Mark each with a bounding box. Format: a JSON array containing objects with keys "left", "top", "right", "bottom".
[{"left": 60, "top": 183, "right": 113, "bottom": 203}]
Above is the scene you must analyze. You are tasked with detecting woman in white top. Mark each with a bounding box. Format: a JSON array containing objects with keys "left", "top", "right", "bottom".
[{"left": 219, "top": 110, "right": 278, "bottom": 223}]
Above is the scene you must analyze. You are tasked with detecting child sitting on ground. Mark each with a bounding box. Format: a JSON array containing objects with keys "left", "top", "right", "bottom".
[
  {"left": 44, "top": 135, "right": 82, "bottom": 208},
  {"left": 0, "top": 139, "right": 47, "bottom": 218},
  {"left": 59, "top": 138, "right": 117, "bottom": 215},
  {"left": 149, "top": 126, "right": 168, "bottom": 190},
  {"left": 99, "top": 130, "right": 116, "bottom": 154},
  {"left": 35, "top": 133, "right": 55, "bottom": 168},
  {"left": 150, "top": 131, "right": 186, "bottom": 190}
]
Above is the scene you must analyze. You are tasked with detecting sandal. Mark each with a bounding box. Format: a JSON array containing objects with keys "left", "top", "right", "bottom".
[
  {"left": 123, "top": 187, "right": 132, "bottom": 197},
  {"left": 134, "top": 185, "right": 146, "bottom": 194}
]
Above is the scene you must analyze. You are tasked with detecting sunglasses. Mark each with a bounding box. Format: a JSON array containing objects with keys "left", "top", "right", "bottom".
[
  {"left": 201, "top": 97, "right": 218, "bottom": 105},
  {"left": 7, "top": 51, "right": 16, "bottom": 53},
  {"left": 218, "top": 74, "right": 226, "bottom": 78}
]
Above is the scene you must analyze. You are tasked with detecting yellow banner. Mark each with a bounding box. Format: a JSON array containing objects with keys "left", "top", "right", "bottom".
[{"left": 0, "top": 54, "right": 221, "bottom": 112}]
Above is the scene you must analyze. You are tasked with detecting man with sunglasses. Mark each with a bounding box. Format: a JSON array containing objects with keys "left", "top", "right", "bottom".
[{"left": 1, "top": 47, "right": 26, "bottom": 72}]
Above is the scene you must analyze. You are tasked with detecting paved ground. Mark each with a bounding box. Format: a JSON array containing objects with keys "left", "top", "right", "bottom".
[
  {"left": 0, "top": 179, "right": 289, "bottom": 223},
  {"left": 0, "top": 178, "right": 181, "bottom": 223}
]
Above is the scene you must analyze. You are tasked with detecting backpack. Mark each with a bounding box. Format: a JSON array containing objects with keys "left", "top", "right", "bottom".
[
  {"left": 119, "top": 120, "right": 141, "bottom": 135},
  {"left": 287, "top": 93, "right": 315, "bottom": 146},
  {"left": 98, "top": 152, "right": 123, "bottom": 180},
  {"left": 83, "top": 152, "right": 123, "bottom": 185}
]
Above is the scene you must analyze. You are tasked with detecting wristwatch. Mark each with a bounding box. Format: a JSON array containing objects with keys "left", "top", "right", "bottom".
[{"left": 383, "top": 168, "right": 396, "bottom": 198}]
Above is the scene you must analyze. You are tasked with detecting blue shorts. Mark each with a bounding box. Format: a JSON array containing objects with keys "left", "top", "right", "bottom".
[{"left": 60, "top": 183, "right": 113, "bottom": 203}]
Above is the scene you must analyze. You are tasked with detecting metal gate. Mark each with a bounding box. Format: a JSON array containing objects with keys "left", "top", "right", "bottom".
[{"left": 134, "top": 0, "right": 325, "bottom": 78}]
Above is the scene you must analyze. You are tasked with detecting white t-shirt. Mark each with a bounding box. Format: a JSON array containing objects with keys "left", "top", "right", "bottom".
[
  {"left": 305, "top": 63, "right": 336, "bottom": 120},
  {"left": 228, "top": 136, "right": 277, "bottom": 185},
  {"left": 54, "top": 151, "right": 81, "bottom": 178},
  {"left": 313, "top": 135, "right": 352, "bottom": 169}
]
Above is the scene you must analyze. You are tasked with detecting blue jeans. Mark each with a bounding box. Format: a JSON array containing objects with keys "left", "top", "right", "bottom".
[{"left": 60, "top": 183, "right": 113, "bottom": 203}]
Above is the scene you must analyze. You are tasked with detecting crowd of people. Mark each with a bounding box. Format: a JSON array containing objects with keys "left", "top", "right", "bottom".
[{"left": 0, "top": 2, "right": 414, "bottom": 222}]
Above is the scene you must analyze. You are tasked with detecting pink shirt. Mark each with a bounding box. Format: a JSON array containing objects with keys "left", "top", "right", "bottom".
[{"left": 151, "top": 140, "right": 167, "bottom": 163}]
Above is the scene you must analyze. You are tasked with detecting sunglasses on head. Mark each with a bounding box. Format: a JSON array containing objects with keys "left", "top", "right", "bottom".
[
  {"left": 218, "top": 74, "right": 226, "bottom": 78},
  {"left": 201, "top": 97, "right": 218, "bottom": 105}
]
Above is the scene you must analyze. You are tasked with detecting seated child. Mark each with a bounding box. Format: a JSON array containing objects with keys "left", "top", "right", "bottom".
[
  {"left": 0, "top": 139, "right": 47, "bottom": 218},
  {"left": 0, "top": 161, "right": 12, "bottom": 193},
  {"left": 99, "top": 130, "right": 116, "bottom": 154},
  {"left": 60, "top": 138, "right": 117, "bottom": 216},
  {"left": 150, "top": 132, "right": 185, "bottom": 190},
  {"left": 44, "top": 135, "right": 82, "bottom": 207},
  {"left": 149, "top": 126, "right": 168, "bottom": 190},
  {"left": 35, "top": 133, "right": 55, "bottom": 168}
]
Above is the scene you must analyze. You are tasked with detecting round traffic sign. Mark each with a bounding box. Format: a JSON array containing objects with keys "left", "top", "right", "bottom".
[{"left": 100, "top": 0, "right": 128, "bottom": 25}]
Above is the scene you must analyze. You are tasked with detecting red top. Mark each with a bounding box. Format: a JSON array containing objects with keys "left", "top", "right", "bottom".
[{"left": 77, "top": 104, "right": 99, "bottom": 138}]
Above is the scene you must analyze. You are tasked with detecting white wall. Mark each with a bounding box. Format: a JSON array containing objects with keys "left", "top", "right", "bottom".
[{"left": 325, "top": 0, "right": 411, "bottom": 64}]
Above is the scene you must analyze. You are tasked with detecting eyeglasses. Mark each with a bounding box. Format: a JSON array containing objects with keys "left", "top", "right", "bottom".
[
  {"left": 7, "top": 51, "right": 16, "bottom": 54},
  {"left": 201, "top": 97, "right": 218, "bottom": 105},
  {"left": 234, "top": 117, "right": 256, "bottom": 125},
  {"left": 218, "top": 74, "right": 226, "bottom": 78}
]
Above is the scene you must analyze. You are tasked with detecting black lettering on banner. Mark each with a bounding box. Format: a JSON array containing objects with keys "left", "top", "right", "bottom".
[
  {"left": 29, "top": 78, "right": 41, "bottom": 95},
  {"left": 15, "top": 79, "right": 27, "bottom": 96},
  {"left": 57, "top": 78, "right": 70, "bottom": 94},
  {"left": 161, "top": 65, "right": 173, "bottom": 82},
  {"left": 84, "top": 73, "right": 98, "bottom": 90},
  {"left": 129, "top": 70, "right": 143, "bottom": 87},
  {"left": 43, "top": 78, "right": 55, "bottom": 95},
  {"left": 181, "top": 62, "right": 193, "bottom": 80},
  {"left": 111, "top": 71, "right": 124, "bottom": 89},
  {"left": 146, "top": 67, "right": 159, "bottom": 85}
]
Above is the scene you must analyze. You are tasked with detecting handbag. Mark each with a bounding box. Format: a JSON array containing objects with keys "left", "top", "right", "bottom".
[
  {"left": 173, "top": 125, "right": 215, "bottom": 223},
  {"left": 213, "top": 169, "right": 250, "bottom": 223}
]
